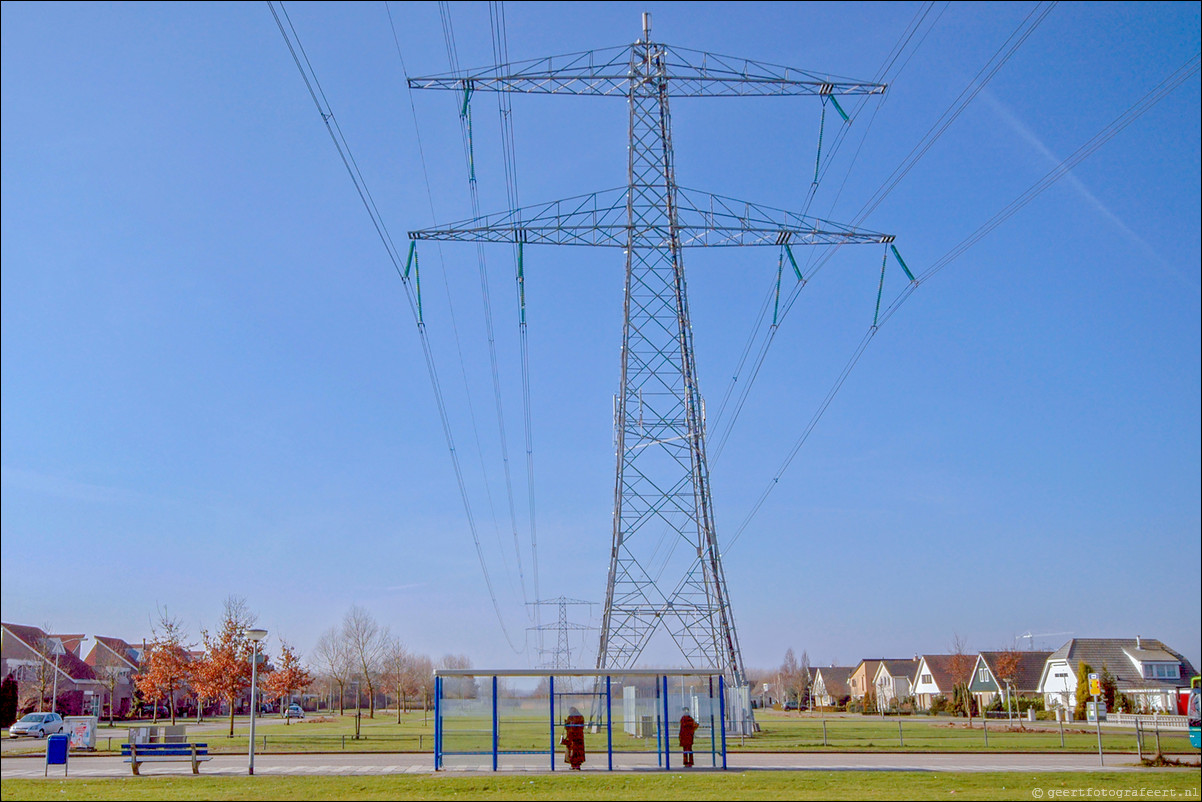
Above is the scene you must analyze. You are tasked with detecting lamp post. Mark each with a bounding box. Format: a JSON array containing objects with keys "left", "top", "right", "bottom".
[
  {"left": 246, "top": 628, "right": 268, "bottom": 776},
  {"left": 49, "top": 639, "right": 66, "bottom": 714}
]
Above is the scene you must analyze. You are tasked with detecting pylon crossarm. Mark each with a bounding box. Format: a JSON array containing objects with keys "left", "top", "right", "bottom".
[
  {"left": 408, "top": 44, "right": 885, "bottom": 98},
  {"left": 408, "top": 187, "right": 893, "bottom": 248}
]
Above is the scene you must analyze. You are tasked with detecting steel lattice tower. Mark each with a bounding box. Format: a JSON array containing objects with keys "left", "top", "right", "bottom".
[
  {"left": 527, "top": 597, "right": 593, "bottom": 669},
  {"left": 408, "top": 14, "right": 893, "bottom": 691}
]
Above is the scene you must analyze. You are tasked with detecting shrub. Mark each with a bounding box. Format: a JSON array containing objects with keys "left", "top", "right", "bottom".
[{"left": 0, "top": 676, "right": 17, "bottom": 729}]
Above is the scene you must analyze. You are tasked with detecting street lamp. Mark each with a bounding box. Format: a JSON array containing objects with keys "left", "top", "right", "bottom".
[
  {"left": 49, "top": 639, "right": 66, "bottom": 714},
  {"left": 246, "top": 628, "right": 268, "bottom": 776}
]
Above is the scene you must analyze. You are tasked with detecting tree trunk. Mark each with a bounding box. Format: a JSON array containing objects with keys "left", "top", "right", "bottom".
[{"left": 228, "top": 697, "right": 236, "bottom": 738}]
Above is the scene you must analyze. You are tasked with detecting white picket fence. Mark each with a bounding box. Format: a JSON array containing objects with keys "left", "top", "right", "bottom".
[{"left": 1108, "top": 712, "right": 1187, "bottom": 730}]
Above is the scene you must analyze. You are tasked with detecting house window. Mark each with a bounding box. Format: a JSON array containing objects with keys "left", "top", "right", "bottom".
[
  {"left": 922, "top": 674, "right": 933, "bottom": 684},
  {"left": 1143, "top": 663, "right": 1180, "bottom": 680},
  {"left": 978, "top": 668, "right": 990, "bottom": 684}
]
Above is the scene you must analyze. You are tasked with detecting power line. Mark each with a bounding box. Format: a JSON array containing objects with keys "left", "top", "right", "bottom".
[
  {"left": 268, "top": 0, "right": 522, "bottom": 652},
  {"left": 726, "top": 48, "right": 1201, "bottom": 549}
]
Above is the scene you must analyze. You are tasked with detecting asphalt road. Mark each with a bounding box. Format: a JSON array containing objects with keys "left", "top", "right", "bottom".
[{"left": 4, "top": 750, "right": 1187, "bottom": 779}]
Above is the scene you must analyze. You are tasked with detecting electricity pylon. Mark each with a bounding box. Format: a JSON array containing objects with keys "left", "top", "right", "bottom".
[
  {"left": 408, "top": 14, "right": 893, "bottom": 694},
  {"left": 527, "top": 597, "right": 594, "bottom": 669}
]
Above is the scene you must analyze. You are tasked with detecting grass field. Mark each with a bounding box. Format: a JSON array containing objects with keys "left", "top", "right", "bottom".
[
  {"left": 4, "top": 710, "right": 1194, "bottom": 756},
  {"left": 2, "top": 770, "right": 1200, "bottom": 801}
]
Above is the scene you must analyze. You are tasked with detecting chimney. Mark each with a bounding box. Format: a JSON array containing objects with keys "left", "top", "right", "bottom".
[{"left": 1135, "top": 635, "right": 1141, "bottom": 649}]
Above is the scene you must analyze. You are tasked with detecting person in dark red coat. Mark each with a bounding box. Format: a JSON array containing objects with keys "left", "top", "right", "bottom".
[
  {"left": 679, "top": 707, "right": 698, "bottom": 767},
  {"left": 563, "top": 706, "right": 586, "bottom": 769}
]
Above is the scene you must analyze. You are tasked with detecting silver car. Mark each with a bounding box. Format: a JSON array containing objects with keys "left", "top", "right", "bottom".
[{"left": 8, "top": 712, "right": 65, "bottom": 738}]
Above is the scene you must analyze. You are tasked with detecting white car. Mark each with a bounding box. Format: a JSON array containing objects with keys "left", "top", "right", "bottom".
[
  {"left": 8, "top": 712, "right": 65, "bottom": 738},
  {"left": 284, "top": 704, "right": 305, "bottom": 719}
]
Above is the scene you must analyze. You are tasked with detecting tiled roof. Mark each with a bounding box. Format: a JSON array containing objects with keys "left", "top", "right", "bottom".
[
  {"left": 86, "top": 636, "right": 141, "bottom": 670},
  {"left": 879, "top": 659, "right": 920, "bottom": 679},
  {"left": 979, "top": 651, "right": 1052, "bottom": 693},
  {"left": 2, "top": 622, "right": 98, "bottom": 683},
  {"left": 917, "top": 654, "right": 958, "bottom": 692},
  {"left": 814, "top": 666, "right": 853, "bottom": 698},
  {"left": 1047, "top": 638, "right": 1196, "bottom": 690}
]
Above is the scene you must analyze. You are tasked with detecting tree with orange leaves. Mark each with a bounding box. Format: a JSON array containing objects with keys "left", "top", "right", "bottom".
[
  {"left": 188, "top": 650, "right": 219, "bottom": 724},
  {"left": 134, "top": 611, "right": 192, "bottom": 725},
  {"left": 262, "top": 639, "right": 313, "bottom": 725},
  {"left": 195, "top": 596, "right": 258, "bottom": 737}
]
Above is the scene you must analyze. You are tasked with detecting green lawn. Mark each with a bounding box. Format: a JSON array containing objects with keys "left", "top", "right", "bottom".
[{"left": 2, "top": 770, "right": 1200, "bottom": 801}]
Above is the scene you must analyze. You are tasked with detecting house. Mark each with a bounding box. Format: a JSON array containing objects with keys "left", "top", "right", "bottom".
[
  {"left": 83, "top": 636, "right": 143, "bottom": 719},
  {"left": 1038, "top": 637, "right": 1197, "bottom": 715},
  {"left": 968, "top": 650, "right": 1051, "bottom": 712},
  {"left": 811, "top": 666, "right": 853, "bottom": 708},
  {"left": 911, "top": 654, "right": 958, "bottom": 711},
  {"left": 1, "top": 622, "right": 103, "bottom": 715},
  {"left": 847, "top": 660, "right": 883, "bottom": 702},
  {"left": 873, "top": 659, "right": 919, "bottom": 709}
]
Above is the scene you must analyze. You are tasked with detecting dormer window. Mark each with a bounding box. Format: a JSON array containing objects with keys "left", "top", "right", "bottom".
[
  {"left": 978, "top": 668, "right": 991, "bottom": 683},
  {"left": 1142, "top": 663, "right": 1179, "bottom": 680}
]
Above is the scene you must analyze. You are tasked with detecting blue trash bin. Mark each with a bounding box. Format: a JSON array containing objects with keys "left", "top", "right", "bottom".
[{"left": 46, "top": 733, "right": 69, "bottom": 776}]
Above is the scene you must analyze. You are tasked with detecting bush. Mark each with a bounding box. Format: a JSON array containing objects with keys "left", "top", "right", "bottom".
[
  {"left": 928, "top": 695, "right": 950, "bottom": 715},
  {"left": 0, "top": 676, "right": 17, "bottom": 729}
]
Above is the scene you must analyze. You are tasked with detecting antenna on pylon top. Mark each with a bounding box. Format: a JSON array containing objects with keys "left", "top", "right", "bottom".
[{"left": 642, "top": 12, "right": 651, "bottom": 42}]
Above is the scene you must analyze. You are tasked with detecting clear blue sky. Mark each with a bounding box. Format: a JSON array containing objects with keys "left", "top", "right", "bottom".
[{"left": 3, "top": 1, "right": 1199, "bottom": 674}]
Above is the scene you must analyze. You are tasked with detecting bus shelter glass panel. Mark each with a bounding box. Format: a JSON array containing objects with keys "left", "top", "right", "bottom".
[
  {"left": 434, "top": 670, "right": 727, "bottom": 772},
  {"left": 438, "top": 673, "right": 494, "bottom": 770}
]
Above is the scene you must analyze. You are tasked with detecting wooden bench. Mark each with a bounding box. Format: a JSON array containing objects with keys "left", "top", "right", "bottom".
[{"left": 120, "top": 742, "right": 211, "bottom": 775}]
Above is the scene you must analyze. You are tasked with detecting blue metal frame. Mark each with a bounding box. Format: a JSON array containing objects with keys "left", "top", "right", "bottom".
[
  {"left": 718, "top": 675, "right": 727, "bottom": 770},
  {"left": 432, "top": 669, "right": 728, "bottom": 772},
  {"left": 434, "top": 676, "right": 442, "bottom": 771},
  {"left": 491, "top": 676, "right": 499, "bottom": 772},
  {"left": 606, "top": 675, "right": 613, "bottom": 771},
  {"left": 662, "top": 674, "right": 671, "bottom": 770}
]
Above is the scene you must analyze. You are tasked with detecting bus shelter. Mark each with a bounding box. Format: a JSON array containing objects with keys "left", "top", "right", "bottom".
[{"left": 433, "top": 668, "right": 728, "bottom": 771}]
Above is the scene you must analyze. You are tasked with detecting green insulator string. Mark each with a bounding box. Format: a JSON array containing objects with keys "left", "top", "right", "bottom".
[{"left": 460, "top": 80, "right": 476, "bottom": 183}]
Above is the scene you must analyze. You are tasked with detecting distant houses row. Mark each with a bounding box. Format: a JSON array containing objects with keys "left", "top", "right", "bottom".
[
  {"left": 1, "top": 622, "right": 147, "bottom": 718},
  {"left": 4, "top": 621, "right": 1197, "bottom": 722},
  {"left": 812, "top": 637, "right": 1196, "bottom": 717}
]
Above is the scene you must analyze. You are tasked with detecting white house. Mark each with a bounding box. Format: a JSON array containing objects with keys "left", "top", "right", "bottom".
[
  {"left": 1038, "top": 637, "right": 1196, "bottom": 714},
  {"left": 873, "top": 659, "right": 919, "bottom": 709},
  {"left": 911, "top": 655, "right": 957, "bottom": 711},
  {"left": 812, "top": 666, "right": 853, "bottom": 708}
]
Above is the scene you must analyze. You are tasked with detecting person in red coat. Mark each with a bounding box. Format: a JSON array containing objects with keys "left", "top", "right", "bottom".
[
  {"left": 679, "top": 707, "right": 698, "bottom": 767},
  {"left": 563, "top": 706, "right": 586, "bottom": 769}
]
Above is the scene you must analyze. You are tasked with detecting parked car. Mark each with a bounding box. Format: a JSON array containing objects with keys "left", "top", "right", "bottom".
[
  {"left": 8, "top": 712, "right": 65, "bottom": 738},
  {"left": 284, "top": 704, "right": 305, "bottom": 719}
]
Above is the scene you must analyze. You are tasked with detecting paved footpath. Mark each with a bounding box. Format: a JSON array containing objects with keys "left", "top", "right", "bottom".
[{"left": 3, "top": 751, "right": 1178, "bottom": 779}]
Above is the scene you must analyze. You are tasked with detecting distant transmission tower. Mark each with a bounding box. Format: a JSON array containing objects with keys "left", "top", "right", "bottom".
[
  {"left": 527, "top": 597, "right": 594, "bottom": 669},
  {"left": 409, "top": 14, "right": 893, "bottom": 695}
]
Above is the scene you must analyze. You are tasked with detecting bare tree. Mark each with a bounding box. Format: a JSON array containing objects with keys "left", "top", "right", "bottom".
[
  {"left": 380, "top": 636, "right": 410, "bottom": 723},
  {"left": 779, "top": 648, "right": 804, "bottom": 712},
  {"left": 342, "top": 605, "right": 389, "bottom": 718},
  {"left": 948, "top": 633, "right": 976, "bottom": 723},
  {"left": 407, "top": 654, "right": 435, "bottom": 725},
  {"left": 92, "top": 660, "right": 126, "bottom": 726},
  {"left": 18, "top": 624, "right": 62, "bottom": 714},
  {"left": 311, "top": 627, "right": 351, "bottom": 715}
]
